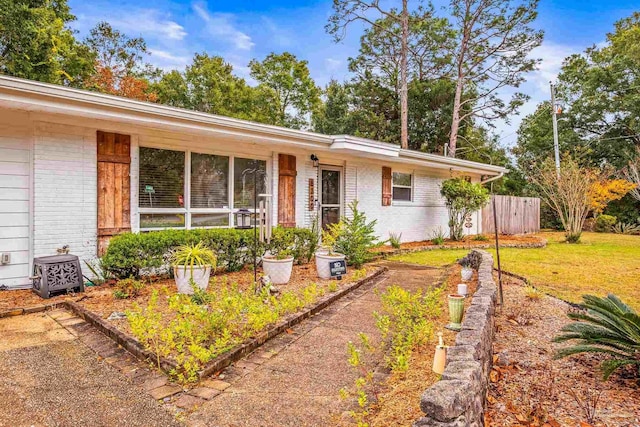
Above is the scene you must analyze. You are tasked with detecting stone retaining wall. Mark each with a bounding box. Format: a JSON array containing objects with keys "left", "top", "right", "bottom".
[{"left": 414, "top": 249, "right": 497, "bottom": 427}]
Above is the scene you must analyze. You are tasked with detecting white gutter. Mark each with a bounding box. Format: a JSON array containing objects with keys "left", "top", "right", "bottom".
[{"left": 480, "top": 172, "right": 505, "bottom": 185}]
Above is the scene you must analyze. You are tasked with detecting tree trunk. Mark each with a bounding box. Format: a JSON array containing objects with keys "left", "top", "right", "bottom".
[
  {"left": 400, "top": 0, "right": 409, "bottom": 150},
  {"left": 448, "top": 76, "right": 463, "bottom": 157}
]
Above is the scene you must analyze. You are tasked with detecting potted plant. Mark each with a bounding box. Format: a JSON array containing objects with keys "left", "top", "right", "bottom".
[
  {"left": 262, "top": 249, "right": 294, "bottom": 285},
  {"left": 460, "top": 258, "right": 473, "bottom": 281},
  {"left": 170, "top": 242, "right": 217, "bottom": 294},
  {"left": 316, "top": 225, "right": 346, "bottom": 280},
  {"left": 446, "top": 294, "right": 465, "bottom": 331}
]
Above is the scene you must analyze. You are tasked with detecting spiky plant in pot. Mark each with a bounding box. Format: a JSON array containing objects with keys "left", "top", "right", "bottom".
[{"left": 553, "top": 294, "right": 640, "bottom": 380}]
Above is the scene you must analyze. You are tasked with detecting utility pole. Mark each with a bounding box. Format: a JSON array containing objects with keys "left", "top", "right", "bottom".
[{"left": 550, "top": 82, "right": 561, "bottom": 178}]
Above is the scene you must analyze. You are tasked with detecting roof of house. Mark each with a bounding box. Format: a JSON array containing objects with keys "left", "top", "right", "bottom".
[{"left": 0, "top": 75, "right": 507, "bottom": 176}]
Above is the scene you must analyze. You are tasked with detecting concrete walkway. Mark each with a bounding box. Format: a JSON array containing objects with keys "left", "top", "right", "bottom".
[
  {"left": 0, "top": 311, "right": 180, "bottom": 427},
  {"left": 187, "top": 262, "right": 444, "bottom": 427}
]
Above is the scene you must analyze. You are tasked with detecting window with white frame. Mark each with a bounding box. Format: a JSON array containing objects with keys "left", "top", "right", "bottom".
[
  {"left": 392, "top": 172, "right": 412, "bottom": 201},
  {"left": 138, "top": 146, "right": 267, "bottom": 230}
]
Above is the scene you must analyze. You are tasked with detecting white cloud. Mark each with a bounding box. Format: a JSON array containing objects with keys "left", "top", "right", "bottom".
[
  {"left": 193, "top": 3, "right": 254, "bottom": 51},
  {"left": 148, "top": 49, "right": 191, "bottom": 70},
  {"left": 110, "top": 10, "right": 187, "bottom": 41}
]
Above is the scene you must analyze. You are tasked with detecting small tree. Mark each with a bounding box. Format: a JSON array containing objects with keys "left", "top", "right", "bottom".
[
  {"left": 440, "top": 178, "right": 490, "bottom": 241},
  {"left": 324, "top": 201, "right": 378, "bottom": 268},
  {"left": 623, "top": 148, "right": 640, "bottom": 203},
  {"left": 532, "top": 157, "right": 610, "bottom": 243}
]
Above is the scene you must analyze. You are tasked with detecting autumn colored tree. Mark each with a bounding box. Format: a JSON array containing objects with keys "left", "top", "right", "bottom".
[
  {"left": 532, "top": 156, "right": 634, "bottom": 243},
  {"left": 83, "top": 22, "right": 159, "bottom": 101},
  {"left": 588, "top": 179, "right": 637, "bottom": 216}
]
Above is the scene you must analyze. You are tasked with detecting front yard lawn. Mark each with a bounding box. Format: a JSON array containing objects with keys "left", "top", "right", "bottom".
[{"left": 389, "top": 232, "right": 640, "bottom": 308}]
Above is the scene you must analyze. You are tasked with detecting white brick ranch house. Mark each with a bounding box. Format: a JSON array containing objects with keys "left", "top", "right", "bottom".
[{"left": 0, "top": 76, "right": 506, "bottom": 289}]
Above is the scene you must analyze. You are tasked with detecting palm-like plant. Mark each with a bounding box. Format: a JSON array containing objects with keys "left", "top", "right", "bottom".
[
  {"left": 170, "top": 242, "right": 217, "bottom": 273},
  {"left": 553, "top": 294, "right": 640, "bottom": 380}
]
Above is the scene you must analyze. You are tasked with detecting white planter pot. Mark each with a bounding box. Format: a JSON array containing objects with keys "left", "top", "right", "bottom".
[
  {"left": 173, "top": 265, "right": 212, "bottom": 294},
  {"left": 461, "top": 267, "right": 473, "bottom": 282},
  {"left": 262, "top": 256, "right": 294, "bottom": 285},
  {"left": 315, "top": 252, "right": 346, "bottom": 280}
]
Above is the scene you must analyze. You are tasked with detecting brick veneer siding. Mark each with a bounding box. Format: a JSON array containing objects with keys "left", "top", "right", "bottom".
[
  {"left": 414, "top": 249, "right": 497, "bottom": 427},
  {"left": 33, "top": 121, "right": 97, "bottom": 271}
]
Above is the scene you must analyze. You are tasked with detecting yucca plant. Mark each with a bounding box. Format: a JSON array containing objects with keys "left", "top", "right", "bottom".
[
  {"left": 170, "top": 242, "right": 217, "bottom": 273},
  {"left": 388, "top": 231, "right": 402, "bottom": 249},
  {"left": 610, "top": 222, "right": 640, "bottom": 235},
  {"left": 553, "top": 294, "right": 640, "bottom": 380}
]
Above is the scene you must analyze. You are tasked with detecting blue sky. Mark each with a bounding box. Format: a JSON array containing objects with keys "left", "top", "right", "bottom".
[{"left": 68, "top": 0, "right": 640, "bottom": 147}]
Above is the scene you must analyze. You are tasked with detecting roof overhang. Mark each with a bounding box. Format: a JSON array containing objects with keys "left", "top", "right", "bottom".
[{"left": 0, "top": 75, "right": 507, "bottom": 177}]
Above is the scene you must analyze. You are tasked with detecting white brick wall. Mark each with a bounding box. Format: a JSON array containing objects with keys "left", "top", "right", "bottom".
[
  {"left": 33, "top": 122, "right": 97, "bottom": 269},
  {"left": 295, "top": 157, "right": 319, "bottom": 229},
  {"left": 344, "top": 162, "right": 480, "bottom": 242}
]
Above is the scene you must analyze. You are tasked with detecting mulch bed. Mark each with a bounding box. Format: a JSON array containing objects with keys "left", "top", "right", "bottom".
[
  {"left": 1, "top": 263, "right": 374, "bottom": 332},
  {"left": 486, "top": 276, "right": 640, "bottom": 426},
  {"left": 372, "top": 234, "right": 545, "bottom": 254},
  {"left": 366, "top": 264, "right": 479, "bottom": 427}
]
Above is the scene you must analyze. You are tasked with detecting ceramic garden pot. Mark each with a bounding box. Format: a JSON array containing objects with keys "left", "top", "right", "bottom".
[
  {"left": 461, "top": 266, "right": 473, "bottom": 281},
  {"left": 173, "top": 265, "right": 212, "bottom": 294},
  {"left": 315, "top": 252, "right": 346, "bottom": 280},
  {"left": 262, "top": 256, "right": 294, "bottom": 285},
  {"left": 446, "top": 294, "right": 466, "bottom": 331}
]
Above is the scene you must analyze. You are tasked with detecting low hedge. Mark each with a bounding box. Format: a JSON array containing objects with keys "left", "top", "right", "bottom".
[{"left": 102, "top": 227, "right": 319, "bottom": 279}]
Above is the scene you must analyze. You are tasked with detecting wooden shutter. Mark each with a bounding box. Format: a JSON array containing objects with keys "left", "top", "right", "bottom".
[
  {"left": 382, "top": 166, "right": 392, "bottom": 206},
  {"left": 97, "top": 131, "right": 131, "bottom": 255},
  {"left": 278, "top": 154, "right": 297, "bottom": 228}
]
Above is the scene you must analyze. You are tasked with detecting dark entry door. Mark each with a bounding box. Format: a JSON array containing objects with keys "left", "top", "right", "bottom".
[{"left": 320, "top": 167, "right": 342, "bottom": 230}]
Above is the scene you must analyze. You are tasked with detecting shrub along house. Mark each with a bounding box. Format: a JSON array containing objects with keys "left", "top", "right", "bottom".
[{"left": 0, "top": 75, "right": 506, "bottom": 289}]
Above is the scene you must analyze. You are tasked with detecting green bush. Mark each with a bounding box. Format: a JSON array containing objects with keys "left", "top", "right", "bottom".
[
  {"left": 595, "top": 214, "right": 617, "bottom": 232},
  {"left": 440, "top": 178, "right": 490, "bottom": 241},
  {"left": 103, "top": 226, "right": 319, "bottom": 279},
  {"left": 325, "top": 201, "right": 378, "bottom": 268},
  {"left": 102, "top": 229, "right": 255, "bottom": 279}
]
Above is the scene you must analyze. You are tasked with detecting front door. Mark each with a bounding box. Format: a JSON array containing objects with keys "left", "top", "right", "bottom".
[{"left": 319, "top": 166, "right": 342, "bottom": 230}]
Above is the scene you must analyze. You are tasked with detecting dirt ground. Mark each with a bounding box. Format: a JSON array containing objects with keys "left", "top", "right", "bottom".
[{"left": 486, "top": 276, "right": 640, "bottom": 426}]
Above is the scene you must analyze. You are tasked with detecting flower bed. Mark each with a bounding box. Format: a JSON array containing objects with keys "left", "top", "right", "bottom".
[{"left": 65, "top": 263, "right": 382, "bottom": 383}]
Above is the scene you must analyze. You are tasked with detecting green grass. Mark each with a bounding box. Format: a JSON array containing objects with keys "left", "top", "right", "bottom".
[{"left": 389, "top": 232, "right": 640, "bottom": 308}]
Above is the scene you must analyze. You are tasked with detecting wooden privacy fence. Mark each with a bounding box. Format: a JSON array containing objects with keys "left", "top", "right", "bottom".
[{"left": 481, "top": 195, "right": 540, "bottom": 235}]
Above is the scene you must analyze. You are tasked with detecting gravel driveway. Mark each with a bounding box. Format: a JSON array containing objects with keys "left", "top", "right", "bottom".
[{"left": 0, "top": 313, "right": 181, "bottom": 427}]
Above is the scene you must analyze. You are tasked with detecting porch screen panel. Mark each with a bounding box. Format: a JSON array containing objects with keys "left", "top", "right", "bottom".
[{"left": 139, "top": 147, "right": 185, "bottom": 208}]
